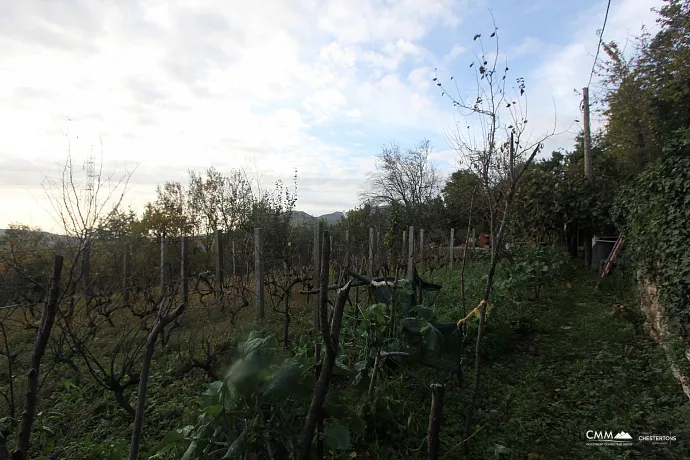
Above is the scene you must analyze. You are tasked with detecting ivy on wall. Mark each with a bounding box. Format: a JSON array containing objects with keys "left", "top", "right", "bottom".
[{"left": 612, "top": 129, "right": 690, "bottom": 375}]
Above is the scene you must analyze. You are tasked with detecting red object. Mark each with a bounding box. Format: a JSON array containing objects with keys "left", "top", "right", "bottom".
[
  {"left": 479, "top": 233, "right": 490, "bottom": 248},
  {"left": 601, "top": 234, "right": 624, "bottom": 277}
]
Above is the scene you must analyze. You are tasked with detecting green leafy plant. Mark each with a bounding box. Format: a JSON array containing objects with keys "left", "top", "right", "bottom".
[
  {"left": 497, "top": 245, "right": 571, "bottom": 302},
  {"left": 611, "top": 128, "right": 690, "bottom": 379},
  {"left": 166, "top": 330, "right": 314, "bottom": 459}
]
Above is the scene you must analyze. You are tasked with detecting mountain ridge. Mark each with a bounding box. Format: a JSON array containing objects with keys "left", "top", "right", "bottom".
[{"left": 290, "top": 210, "right": 345, "bottom": 226}]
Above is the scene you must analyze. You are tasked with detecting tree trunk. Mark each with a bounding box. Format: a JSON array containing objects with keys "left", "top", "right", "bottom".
[
  {"left": 114, "top": 387, "right": 135, "bottom": 418},
  {"left": 461, "top": 145, "right": 540, "bottom": 456},
  {"left": 13, "top": 256, "right": 63, "bottom": 460},
  {"left": 297, "top": 281, "right": 351, "bottom": 460},
  {"left": 128, "top": 299, "right": 186, "bottom": 460}
]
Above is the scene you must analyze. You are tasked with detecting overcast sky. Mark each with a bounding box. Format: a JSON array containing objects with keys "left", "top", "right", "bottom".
[{"left": 0, "top": 0, "right": 661, "bottom": 232}]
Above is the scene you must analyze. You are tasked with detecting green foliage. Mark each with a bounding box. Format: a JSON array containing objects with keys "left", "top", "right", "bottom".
[
  {"left": 323, "top": 420, "right": 350, "bottom": 450},
  {"left": 172, "top": 330, "right": 314, "bottom": 459},
  {"left": 497, "top": 245, "right": 572, "bottom": 303},
  {"left": 93, "top": 208, "right": 142, "bottom": 242},
  {"left": 601, "top": 0, "right": 690, "bottom": 176},
  {"left": 442, "top": 169, "right": 487, "bottom": 235},
  {"left": 509, "top": 142, "right": 619, "bottom": 245},
  {"left": 140, "top": 181, "right": 194, "bottom": 238},
  {"left": 612, "top": 129, "right": 690, "bottom": 363}
]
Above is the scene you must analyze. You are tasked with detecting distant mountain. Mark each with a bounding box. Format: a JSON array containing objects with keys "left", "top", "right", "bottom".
[
  {"left": 318, "top": 212, "right": 346, "bottom": 225},
  {"left": 290, "top": 211, "right": 315, "bottom": 225},
  {"left": 289, "top": 211, "right": 346, "bottom": 226}
]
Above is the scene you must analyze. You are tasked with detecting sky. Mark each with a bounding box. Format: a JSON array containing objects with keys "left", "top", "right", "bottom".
[{"left": 0, "top": 0, "right": 662, "bottom": 232}]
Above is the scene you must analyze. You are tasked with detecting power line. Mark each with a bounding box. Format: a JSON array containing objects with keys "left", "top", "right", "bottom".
[{"left": 588, "top": 0, "right": 613, "bottom": 88}]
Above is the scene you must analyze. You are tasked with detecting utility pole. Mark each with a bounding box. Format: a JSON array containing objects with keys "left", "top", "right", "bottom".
[
  {"left": 583, "top": 87, "right": 593, "bottom": 180},
  {"left": 583, "top": 87, "right": 593, "bottom": 269}
]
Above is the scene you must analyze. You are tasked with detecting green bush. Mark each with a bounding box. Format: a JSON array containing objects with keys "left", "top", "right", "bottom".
[
  {"left": 497, "top": 245, "right": 572, "bottom": 303},
  {"left": 611, "top": 128, "right": 690, "bottom": 375}
]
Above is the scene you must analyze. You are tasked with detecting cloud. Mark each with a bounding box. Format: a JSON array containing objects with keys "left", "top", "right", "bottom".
[
  {"left": 0, "top": 0, "right": 664, "bottom": 229},
  {"left": 503, "top": 0, "right": 664, "bottom": 157},
  {"left": 442, "top": 44, "right": 467, "bottom": 64},
  {"left": 317, "top": 0, "right": 462, "bottom": 45},
  {"left": 512, "top": 37, "right": 543, "bottom": 58}
]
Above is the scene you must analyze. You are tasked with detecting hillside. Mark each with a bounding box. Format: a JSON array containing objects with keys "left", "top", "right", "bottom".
[{"left": 289, "top": 210, "right": 345, "bottom": 226}]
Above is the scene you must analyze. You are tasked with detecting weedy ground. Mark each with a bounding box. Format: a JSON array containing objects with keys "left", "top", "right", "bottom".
[{"left": 5, "top": 259, "right": 689, "bottom": 459}]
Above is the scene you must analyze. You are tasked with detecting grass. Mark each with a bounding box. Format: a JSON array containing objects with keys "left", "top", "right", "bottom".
[
  {"left": 1, "top": 259, "right": 688, "bottom": 459},
  {"left": 416, "top": 264, "right": 690, "bottom": 459}
]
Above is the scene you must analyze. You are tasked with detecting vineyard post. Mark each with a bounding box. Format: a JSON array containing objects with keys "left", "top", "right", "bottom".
[
  {"left": 255, "top": 228, "right": 265, "bottom": 320},
  {"left": 215, "top": 229, "right": 224, "bottom": 300},
  {"left": 420, "top": 228, "right": 425, "bottom": 273},
  {"left": 231, "top": 238, "right": 236, "bottom": 279},
  {"left": 407, "top": 226, "right": 415, "bottom": 281},
  {"left": 181, "top": 236, "right": 189, "bottom": 307},
  {"left": 160, "top": 235, "right": 169, "bottom": 291},
  {"left": 401, "top": 231, "right": 406, "bottom": 278},
  {"left": 123, "top": 242, "right": 131, "bottom": 304},
  {"left": 449, "top": 228, "right": 455, "bottom": 269},
  {"left": 345, "top": 229, "right": 351, "bottom": 269},
  {"left": 312, "top": 221, "right": 323, "bottom": 329},
  {"left": 374, "top": 230, "right": 383, "bottom": 270},
  {"left": 329, "top": 235, "right": 334, "bottom": 284},
  {"left": 315, "top": 343, "right": 323, "bottom": 459},
  {"left": 407, "top": 226, "right": 415, "bottom": 309},
  {"left": 368, "top": 227, "right": 374, "bottom": 278},
  {"left": 427, "top": 383, "right": 445, "bottom": 460},
  {"left": 83, "top": 239, "right": 91, "bottom": 297}
]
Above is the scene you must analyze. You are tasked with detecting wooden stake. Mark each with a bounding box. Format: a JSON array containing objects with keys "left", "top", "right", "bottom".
[
  {"left": 160, "top": 236, "right": 169, "bottom": 290},
  {"left": 420, "top": 228, "right": 425, "bottom": 273},
  {"left": 449, "top": 228, "right": 455, "bottom": 270},
  {"left": 181, "top": 236, "right": 189, "bottom": 307},
  {"left": 255, "top": 228, "right": 265, "bottom": 319},
  {"left": 313, "top": 221, "right": 323, "bottom": 329},
  {"left": 369, "top": 227, "right": 374, "bottom": 278},
  {"left": 428, "top": 383, "right": 445, "bottom": 460},
  {"left": 123, "top": 243, "right": 131, "bottom": 304},
  {"left": 215, "top": 229, "right": 224, "bottom": 299}
]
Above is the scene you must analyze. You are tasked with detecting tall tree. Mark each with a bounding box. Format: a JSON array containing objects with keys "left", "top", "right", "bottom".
[
  {"left": 140, "top": 181, "right": 192, "bottom": 238},
  {"left": 436, "top": 20, "right": 557, "bottom": 455},
  {"left": 600, "top": 0, "right": 690, "bottom": 177},
  {"left": 187, "top": 167, "right": 254, "bottom": 237},
  {"left": 441, "top": 170, "right": 486, "bottom": 236},
  {"left": 360, "top": 139, "right": 442, "bottom": 227}
]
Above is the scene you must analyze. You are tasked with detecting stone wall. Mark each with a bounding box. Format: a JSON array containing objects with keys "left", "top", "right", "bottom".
[{"left": 639, "top": 276, "right": 690, "bottom": 400}]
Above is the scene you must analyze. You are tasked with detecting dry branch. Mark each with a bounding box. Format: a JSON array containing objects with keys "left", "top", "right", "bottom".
[{"left": 12, "top": 256, "right": 63, "bottom": 460}]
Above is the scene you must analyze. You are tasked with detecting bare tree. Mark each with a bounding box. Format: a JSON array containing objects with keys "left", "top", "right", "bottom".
[
  {"left": 435, "top": 20, "right": 558, "bottom": 456},
  {"left": 42, "top": 139, "right": 137, "bottom": 243},
  {"left": 128, "top": 287, "right": 187, "bottom": 460},
  {"left": 360, "top": 139, "right": 442, "bottom": 224},
  {"left": 12, "top": 256, "right": 63, "bottom": 460},
  {"left": 298, "top": 232, "right": 353, "bottom": 460}
]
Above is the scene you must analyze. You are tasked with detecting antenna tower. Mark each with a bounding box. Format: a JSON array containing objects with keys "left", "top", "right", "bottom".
[{"left": 84, "top": 145, "right": 96, "bottom": 192}]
